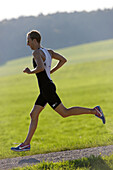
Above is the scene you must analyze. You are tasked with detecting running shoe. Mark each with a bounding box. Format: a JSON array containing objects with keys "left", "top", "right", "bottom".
[
  {"left": 11, "top": 143, "right": 30, "bottom": 152},
  {"left": 94, "top": 106, "right": 105, "bottom": 124}
]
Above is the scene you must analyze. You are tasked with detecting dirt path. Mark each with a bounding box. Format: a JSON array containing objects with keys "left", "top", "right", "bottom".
[{"left": 1, "top": 145, "right": 113, "bottom": 170}]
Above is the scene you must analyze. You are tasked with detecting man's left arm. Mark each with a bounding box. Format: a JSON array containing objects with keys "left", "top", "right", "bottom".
[{"left": 50, "top": 50, "right": 67, "bottom": 74}]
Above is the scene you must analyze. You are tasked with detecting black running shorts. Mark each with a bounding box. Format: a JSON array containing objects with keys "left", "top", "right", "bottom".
[{"left": 35, "top": 82, "right": 61, "bottom": 109}]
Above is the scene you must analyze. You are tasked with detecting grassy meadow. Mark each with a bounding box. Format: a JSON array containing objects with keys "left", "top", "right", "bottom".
[{"left": 0, "top": 39, "right": 113, "bottom": 160}]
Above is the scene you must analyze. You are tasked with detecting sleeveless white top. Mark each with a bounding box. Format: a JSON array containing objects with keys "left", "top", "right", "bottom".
[{"left": 40, "top": 48, "right": 52, "bottom": 80}]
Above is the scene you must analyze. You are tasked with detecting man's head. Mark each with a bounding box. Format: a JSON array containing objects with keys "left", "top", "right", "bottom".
[{"left": 27, "top": 30, "right": 41, "bottom": 50}]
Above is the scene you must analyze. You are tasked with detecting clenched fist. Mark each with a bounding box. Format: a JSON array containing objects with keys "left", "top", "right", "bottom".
[{"left": 23, "top": 67, "right": 32, "bottom": 74}]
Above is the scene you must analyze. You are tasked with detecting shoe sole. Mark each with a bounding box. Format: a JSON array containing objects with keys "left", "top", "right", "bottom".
[{"left": 11, "top": 148, "right": 30, "bottom": 152}]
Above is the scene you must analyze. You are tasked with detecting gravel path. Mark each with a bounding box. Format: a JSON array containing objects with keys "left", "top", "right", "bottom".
[{"left": 1, "top": 145, "right": 113, "bottom": 170}]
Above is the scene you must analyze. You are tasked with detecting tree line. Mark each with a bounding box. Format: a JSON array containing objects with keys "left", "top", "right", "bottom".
[{"left": 0, "top": 8, "right": 113, "bottom": 64}]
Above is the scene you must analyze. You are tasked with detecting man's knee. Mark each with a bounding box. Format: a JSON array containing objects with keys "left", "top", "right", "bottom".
[
  {"left": 30, "top": 110, "right": 39, "bottom": 120},
  {"left": 60, "top": 113, "right": 68, "bottom": 118},
  {"left": 30, "top": 111, "right": 34, "bottom": 119},
  {"left": 30, "top": 105, "right": 43, "bottom": 119},
  {"left": 55, "top": 105, "right": 68, "bottom": 118},
  {"left": 61, "top": 115, "right": 67, "bottom": 118}
]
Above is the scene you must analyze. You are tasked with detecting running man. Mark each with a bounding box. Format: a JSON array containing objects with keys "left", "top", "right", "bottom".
[{"left": 11, "top": 30, "right": 105, "bottom": 152}]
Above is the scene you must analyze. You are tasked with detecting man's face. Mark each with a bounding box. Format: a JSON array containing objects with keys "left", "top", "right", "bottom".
[{"left": 27, "top": 35, "right": 34, "bottom": 50}]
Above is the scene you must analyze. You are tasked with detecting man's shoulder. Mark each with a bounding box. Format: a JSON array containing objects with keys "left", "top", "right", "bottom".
[
  {"left": 47, "top": 49, "right": 54, "bottom": 57},
  {"left": 47, "top": 48, "right": 53, "bottom": 52},
  {"left": 32, "top": 49, "right": 41, "bottom": 57}
]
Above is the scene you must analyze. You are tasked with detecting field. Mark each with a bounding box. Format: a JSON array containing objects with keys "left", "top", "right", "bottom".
[{"left": 0, "top": 39, "right": 113, "bottom": 162}]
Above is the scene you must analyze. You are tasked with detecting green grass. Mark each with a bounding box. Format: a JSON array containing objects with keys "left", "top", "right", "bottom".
[
  {"left": 11, "top": 154, "right": 113, "bottom": 170},
  {"left": 0, "top": 39, "right": 113, "bottom": 159}
]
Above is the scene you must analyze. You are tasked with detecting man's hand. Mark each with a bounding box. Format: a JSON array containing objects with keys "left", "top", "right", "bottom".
[{"left": 23, "top": 67, "right": 32, "bottom": 74}]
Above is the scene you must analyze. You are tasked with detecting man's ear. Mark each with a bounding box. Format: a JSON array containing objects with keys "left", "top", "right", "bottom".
[{"left": 33, "top": 39, "right": 37, "bottom": 43}]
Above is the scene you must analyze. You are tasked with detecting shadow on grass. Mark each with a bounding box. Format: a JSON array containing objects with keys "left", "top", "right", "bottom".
[
  {"left": 68, "top": 155, "right": 111, "bottom": 170},
  {"left": 18, "top": 158, "right": 40, "bottom": 165}
]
